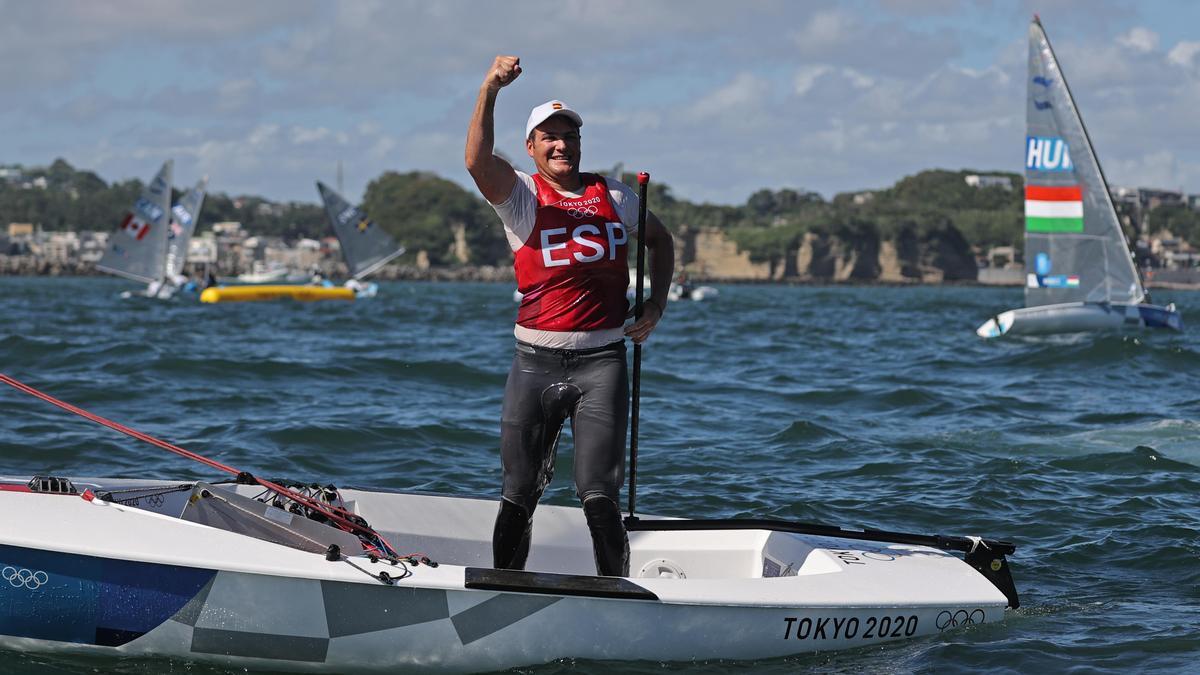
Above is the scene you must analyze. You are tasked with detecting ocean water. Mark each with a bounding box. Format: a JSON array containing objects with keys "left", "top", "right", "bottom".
[{"left": 1, "top": 277, "right": 1198, "bottom": 674}]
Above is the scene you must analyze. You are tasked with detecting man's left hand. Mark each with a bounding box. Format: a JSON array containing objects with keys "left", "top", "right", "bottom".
[{"left": 624, "top": 300, "right": 664, "bottom": 344}]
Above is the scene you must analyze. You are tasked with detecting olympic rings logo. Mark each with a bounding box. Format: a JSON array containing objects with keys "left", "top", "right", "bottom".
[
  {"left": 3, "top": 566, "right": 49, "bottom": 590},
  {"left": 566, "top": 205, "right": 598, "bottom": 219},
  {"left": 935, "top": 608, "right": 986, "bottom": 631}
]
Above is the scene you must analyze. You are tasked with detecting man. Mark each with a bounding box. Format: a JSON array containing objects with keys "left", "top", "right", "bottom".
[{"left": 465, "top": 55, "right": 674, "bottom": 577}]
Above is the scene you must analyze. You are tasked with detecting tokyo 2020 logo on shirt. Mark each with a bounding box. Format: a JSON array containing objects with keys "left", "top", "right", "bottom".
[{"left": 567, "top": 205, "right": 599, "bottom": 219}]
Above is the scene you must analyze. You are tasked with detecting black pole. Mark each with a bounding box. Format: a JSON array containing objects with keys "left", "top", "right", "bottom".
[{"left": 629, "top": 171, "right": 649, "bottom": 520}]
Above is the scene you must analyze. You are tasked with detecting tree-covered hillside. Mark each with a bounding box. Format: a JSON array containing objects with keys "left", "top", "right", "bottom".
[{"left": 11, "top": 158, "right": 1150, "bottom": 269}]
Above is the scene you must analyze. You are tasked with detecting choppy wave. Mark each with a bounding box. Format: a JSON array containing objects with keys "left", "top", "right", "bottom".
[{"left": 1, "top": 278, "right": 1198, "bottom": 673}]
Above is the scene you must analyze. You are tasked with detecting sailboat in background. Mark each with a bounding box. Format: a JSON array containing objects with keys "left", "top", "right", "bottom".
[
  {"left": 198, "top": 182, "right": 403, "bottom": 303},
  {"left": 316, "top": 180, "right": 405, "bottom": 298},
  {"left": 976, "top": 17, "right": 1182, "bottom": 338},
  {"left": 97, "top": 160, "right": 173, "bottom": 293},
  {"left": 99, "top": 162, "right": 211, "bottom": 300},
  {"left": 161, "top": 176, "right": 209, "bottom": 295}
]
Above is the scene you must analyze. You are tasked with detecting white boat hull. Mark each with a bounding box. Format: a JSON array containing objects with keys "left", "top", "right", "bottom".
[
  {"left": 236, "top": 269, "right": 292, "bottom": 283},
  {"left": 668, "top": 283, "right": 719, "bottom": 302},
  {"left": 0, "top": 477, "right": 1014, "bottom": 672},
  {"left": 976, "top": 301, "right": 1183, "bottom": 338}
]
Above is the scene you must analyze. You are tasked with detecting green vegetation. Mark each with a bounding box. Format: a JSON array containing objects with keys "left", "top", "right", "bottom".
[
  {"left": 0, "top": 159, "right": 329, "bottom": 240},
  {"left": 362, "top": 171, "right": 508, "bottom": 267},
  {"left": 1145, "top": 202, "right": 1200, "bottom": 244},
  {"left": 1, "top": 159, "right": 1044, "bottom": 267}
]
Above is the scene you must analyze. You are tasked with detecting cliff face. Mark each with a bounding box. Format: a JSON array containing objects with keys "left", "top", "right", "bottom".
[
  {"left": 676, "top": 226, "right": 977, "bottom": 283},
  {"left": 681, "top": 228, "right": 775, "bottom": 280}
]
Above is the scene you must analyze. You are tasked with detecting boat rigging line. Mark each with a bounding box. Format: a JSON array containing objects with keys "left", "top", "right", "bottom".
[{"left": 0, "top": 372, "right": 403, "bottom": 561}]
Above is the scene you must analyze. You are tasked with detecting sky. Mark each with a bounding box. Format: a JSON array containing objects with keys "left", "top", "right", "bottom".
[{"left": 2, "top": 0, "right": 1199, "bottom": 207}]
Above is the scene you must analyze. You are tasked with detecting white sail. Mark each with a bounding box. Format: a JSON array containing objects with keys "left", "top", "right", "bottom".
[
  {"left": 164, "top": 176, "right": 208, "bottom": 280},
  {"left": 1023, "top": 18, "right": 1143, "bottom": 308},
  {"left": 96, "top": 161, "right": 174, "bottom": 284}
]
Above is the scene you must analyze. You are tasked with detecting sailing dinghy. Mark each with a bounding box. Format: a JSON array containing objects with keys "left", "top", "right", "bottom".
[
  {"left": 317, "top": 180, "right": 406, "bottom": 297},
  {"left": 159, "top": 176, "right": 209, "bottom": 296},
  {"left": 101, "top": 164, "right": 210, "bottom": 300},
  {"left": 976, "top": 17, "right": 1182, "bottom": 338},
  {"left": 96, "top": 161, "right": 173, "bottom": 295},
  {"left": 0, "top": 374, "right": 1019, "bottom": 672},
  {"left": 199, "top": 183, "right": 403, "bottom": 303}
]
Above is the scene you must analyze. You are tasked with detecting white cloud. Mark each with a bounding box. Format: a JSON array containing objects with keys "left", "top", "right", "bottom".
[
  {"left": 1117, "top": 27, "right": 1158, "bottom": 53},
  {"left": 794, "top": 66, "right": 878, "bottom": 102},
  {"left": 246, "top": 124, "right": 281, "bottom": 148},
  {"left": 289, "top": 126, "right": 335, "bottom": 145},
  {"left": 794, "top": 65, "right": 833, "bottom": 97},
  {"left": 1167, "top": 41, "right": 1200, "bottom": 68},
  {"left": 215, "top": 79, "right": 260, "bottom": 114},
  {"left": 843, "top": 68, "right": 876, "bottom": 90},
  {"left": 0, "top": 0, "right": 318, "bottom": 89},
  {"left": 791, "top": 10, "right": 851, "bottom": 51},
  {"left": 3, "top": 1, "right": 1199, "bottom": 206},
  {"left": 687, "top": 73, "right": 772, "bottom": 123},
  {"left": 1105, "top": 150, "right": 1184, "bottom": 191}
]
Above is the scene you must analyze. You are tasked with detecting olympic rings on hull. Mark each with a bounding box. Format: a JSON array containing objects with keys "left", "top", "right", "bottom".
[{"left": 3, "top": 566, "right": 49, "bottom": 590}]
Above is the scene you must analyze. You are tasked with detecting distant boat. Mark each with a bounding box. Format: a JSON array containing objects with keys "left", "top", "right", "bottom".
[
  {"left": 317, "top": 181, "right": 405, "bottom": 282},
  {"left": 668, "top": 279, "right": 719, "bottom": 303},
  {"left": 235, "top": 261, "right": 292, "bottom": 284},
  {"left": 976, "top": 17, "right": 1182, "bottom": 338},
  {"left": 97, "top": 161, "right": 173, "bottom": 292},
  {"left": 136, "top": 176, "right": 209, "bottom": 299},
  {"left": 200, "top": 183, "right": 403, "bottom": 303},
  {"left": 99, "top": 163, "right": 211, "bottom": 300},
  {"left": 163, "top": 177, "right": 209, "bottom": 290},
  {"left": 513, "top": 269, "right": 651, "bottom": 304}
]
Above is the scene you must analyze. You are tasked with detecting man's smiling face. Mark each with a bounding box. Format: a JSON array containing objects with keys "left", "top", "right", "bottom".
[{"left": 526, "top": 116, "right": 581, "bottom": 185}]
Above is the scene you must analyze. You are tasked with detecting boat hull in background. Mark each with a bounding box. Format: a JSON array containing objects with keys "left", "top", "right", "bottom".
[
  {"left": 235, "top": 269, "right": 291, "bottom": 284},
  {"left": 669, "top": 283, "right": 719, "bottom": 302},
  {"left": 976, "top": 301, "right": 1183, "bottom": 338}
]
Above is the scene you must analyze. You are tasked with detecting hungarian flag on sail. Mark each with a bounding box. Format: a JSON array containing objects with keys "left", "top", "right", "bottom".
[
  {"left": 119, "top": 213, "right": 152, "bottom": 241},
  {"left": 1025, "top": 185, "right": 1083, "bottom": 233}
]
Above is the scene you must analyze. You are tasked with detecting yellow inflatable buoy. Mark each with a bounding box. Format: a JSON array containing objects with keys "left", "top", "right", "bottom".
[{"left": 199, "top": 285, "right": 356, "bottom": 303}]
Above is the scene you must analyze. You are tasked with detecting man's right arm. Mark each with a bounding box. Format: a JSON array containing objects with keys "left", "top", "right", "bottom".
[{"left": 466, "top": 55, "right": 521, "bottom": 205}]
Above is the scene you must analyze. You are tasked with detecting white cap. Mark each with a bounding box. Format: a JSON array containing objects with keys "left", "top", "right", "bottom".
[{"left": 525, "top": 100, "right": 583, "bottom": 140}]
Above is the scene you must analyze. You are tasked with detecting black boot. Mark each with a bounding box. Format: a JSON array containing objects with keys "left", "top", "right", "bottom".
[
  {"left": 582, "top": 496, "right": 629, "bottom": 577},
  {"left": 493, "top": 499, "right": 532, "bottom": 570}
]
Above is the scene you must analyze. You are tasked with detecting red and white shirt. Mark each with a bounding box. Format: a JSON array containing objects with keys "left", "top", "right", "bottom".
[{"left": 493, "top": 171, "right": 640, "bottom": 349}]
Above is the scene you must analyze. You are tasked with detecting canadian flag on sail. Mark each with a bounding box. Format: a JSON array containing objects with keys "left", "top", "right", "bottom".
[{"left": 120, "top": 213, "right": 151, "bottom": 241}]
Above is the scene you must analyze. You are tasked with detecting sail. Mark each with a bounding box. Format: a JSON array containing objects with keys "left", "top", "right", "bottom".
[
  {"left": 164, "top": 176, "right": 208, "bottom": 279},
  {"left": 316, "top": 181, "right": 404, "bottom": 280},
  {"left": 1024, "top": 19, "right": 1143, "bottom": 307},
  {"left": 97, "top": 160, "right": 174, "bottom": 284}
]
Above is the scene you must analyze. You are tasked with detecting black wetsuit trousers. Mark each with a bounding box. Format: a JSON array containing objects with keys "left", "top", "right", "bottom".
[{"left": 493, "top": 340, "right": 630, "bottom": 576}]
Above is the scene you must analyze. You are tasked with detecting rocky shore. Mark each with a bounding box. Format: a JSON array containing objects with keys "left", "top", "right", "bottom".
[
  {"left": 0, "top": 255, "right": 518, "bottom": 283},
  {"left": 4, "top": 255, "right": 1197, "bottom": 289}
]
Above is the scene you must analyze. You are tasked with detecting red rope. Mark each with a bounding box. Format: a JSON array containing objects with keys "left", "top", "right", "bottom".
[
  {"left": 1, "top": 373, "right": 240, "bottom": 475},
  {"left": 0, "top": 372, "right": 400, "bottom": 559}
]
